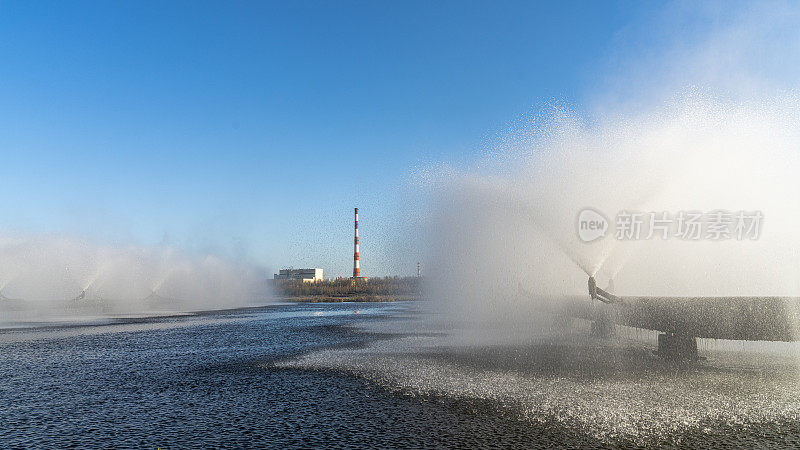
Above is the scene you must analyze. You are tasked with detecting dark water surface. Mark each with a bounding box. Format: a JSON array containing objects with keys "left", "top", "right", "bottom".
[
  {"left": 0, "top": 303, "right": 562, "bottom": 448},
  {"left": 2, "top": 302, "right": 800, "bottom": 448}
]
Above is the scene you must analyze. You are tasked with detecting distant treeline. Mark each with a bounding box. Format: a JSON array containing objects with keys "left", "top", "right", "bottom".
[{"left": 273, "top": 276, "right": 422, "bottom": 302}]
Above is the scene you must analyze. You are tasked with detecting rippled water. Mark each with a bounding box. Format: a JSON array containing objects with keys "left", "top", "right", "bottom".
[
  {"left": 3, "top": 302, "right": 800, "bottom": 447},
  {"left": 0, "top": 302, "right": 561, "bottom": 447},
  {"left": 279, "top": 305, "right": 800, "bottom": 448}
]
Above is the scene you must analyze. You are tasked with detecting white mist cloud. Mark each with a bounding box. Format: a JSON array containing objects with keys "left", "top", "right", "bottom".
[
  {"left": 0, "top": 233, "right": 269, "bottom": 320},
  {"left": 421, "top": 1, "right": 800, "bottom": 322}
]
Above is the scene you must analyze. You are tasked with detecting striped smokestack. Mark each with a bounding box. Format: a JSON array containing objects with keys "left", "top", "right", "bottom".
[{"left": 353, "top": 207, "right": 360, "bottom": 278}]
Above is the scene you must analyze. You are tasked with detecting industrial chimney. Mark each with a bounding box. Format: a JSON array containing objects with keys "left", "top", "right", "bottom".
[{"left": 353, "top": 207, "right": 360, "bottom": 278}]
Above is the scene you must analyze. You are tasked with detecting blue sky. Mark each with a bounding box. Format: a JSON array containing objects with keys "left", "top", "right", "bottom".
[{"left": 0, "top": 1, "right": 664, "bottom": 277}]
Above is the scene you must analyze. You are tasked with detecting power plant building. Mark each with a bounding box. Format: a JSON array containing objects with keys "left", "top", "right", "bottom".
[{"left": 273, "top": 268, "right": 323, "bottom": 283}]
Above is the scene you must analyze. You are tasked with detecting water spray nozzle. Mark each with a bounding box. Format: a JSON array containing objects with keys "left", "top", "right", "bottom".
[{"left": 588, "top": 276, "right": 597, "bottom": 300}]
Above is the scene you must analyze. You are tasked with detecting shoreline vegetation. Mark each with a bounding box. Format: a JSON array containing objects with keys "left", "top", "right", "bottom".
[{"left": 274, "top": 276, "right": 422, "bottom": 303}]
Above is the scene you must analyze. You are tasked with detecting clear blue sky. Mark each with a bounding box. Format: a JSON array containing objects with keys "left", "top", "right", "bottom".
[{"left": 0, "top": 1, "right": 663, "bottom": 277}]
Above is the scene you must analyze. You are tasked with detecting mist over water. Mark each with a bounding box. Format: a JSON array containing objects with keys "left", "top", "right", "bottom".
[
  {"left": 0, "top": 233, "right": 268, "bottom": 322},
  {"left": 416, "top": 0, "right": 800, "bottom": 325},
  {"left": 423, "top": 93, "right": 800, "bottom": 323}
]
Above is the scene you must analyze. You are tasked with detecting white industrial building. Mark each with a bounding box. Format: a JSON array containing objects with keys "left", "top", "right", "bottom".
[{"left": 273, "top": 268, "right": 323, "bottom": 283}]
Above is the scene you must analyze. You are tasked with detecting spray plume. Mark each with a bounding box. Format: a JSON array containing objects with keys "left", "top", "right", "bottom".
[
  {"left": 0, "top": 233, "right": 269, "bottom": 319},
  {"left": 421, "top": 94, "right": 800, "bottom": 323}
]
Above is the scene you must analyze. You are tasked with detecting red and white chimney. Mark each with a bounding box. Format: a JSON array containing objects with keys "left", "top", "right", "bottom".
[{"left": 353, "top": 207, "right": 361, "bottom": 278}]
